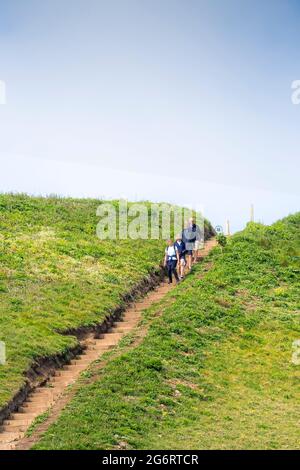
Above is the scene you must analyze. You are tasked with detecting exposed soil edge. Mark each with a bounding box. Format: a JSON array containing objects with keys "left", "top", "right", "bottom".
[
  {"left": 19, "top": 239, "right": 217, "bottom": 450},
  {"left": 0, "top": 265, "right": 165, "bottom": 426}
]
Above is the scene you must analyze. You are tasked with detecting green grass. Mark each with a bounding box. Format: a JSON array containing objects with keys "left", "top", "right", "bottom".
[
  {"left": 0, "top": 194, "right": 214, "bottom": 410},
  {"left": 33, "top": 213, "right": 300, "bottom": 450},
  {"left": 25, "top": 410, "right": 51, "bottom": 438}
]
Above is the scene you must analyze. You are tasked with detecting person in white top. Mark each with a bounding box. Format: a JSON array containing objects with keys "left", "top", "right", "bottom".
[{"left": 164, "top": 239, "right": 180, "bottom": 284}]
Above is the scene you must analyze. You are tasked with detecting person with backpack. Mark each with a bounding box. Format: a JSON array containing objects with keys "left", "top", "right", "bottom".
[
  {"left": 164, "top": 239, "right": 180, "bottom": 284},
  {"left": 174, "top": 234, "right": 186, "bottom": 279}
]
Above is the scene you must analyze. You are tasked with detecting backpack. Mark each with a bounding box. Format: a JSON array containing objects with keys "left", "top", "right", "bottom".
[{"left": 174, "top": 241, "right": 186, "bottom": 256}]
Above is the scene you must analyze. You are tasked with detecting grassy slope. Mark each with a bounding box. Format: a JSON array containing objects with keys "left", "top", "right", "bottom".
[
  {"left": 34, "top": 213, "right": 300, "bottom": 450},
  {"left": 0, "top": 195, "right": 157, "bottom": 407},
  {"left": 0, "top": 194, "right": 214, "bottom": 410}
]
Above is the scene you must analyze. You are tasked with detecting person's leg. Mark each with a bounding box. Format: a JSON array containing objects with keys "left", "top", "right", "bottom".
[
  {"left": 192, "top": 243, "right": 197, "bottom": 263},
  {"left": 179, "top": 258, "right": 184, "bottom": 278},
  {"left": 177, "top": 259, "right": 181, "bottom": 277},
  {"left": 181, "top": 257, "right": 186, "bottom": 278},
  {"left": 194, "top": 241, "right": 200, "bottom": 262},
  {"left": 187, "top": 252, "right": 192, "bottom": 270},
  {"left": 172, "top": 261, "right": 179, "bottom": 282},
  {"left": 167, "top": 262, "right": 173, "bottom": 283}
]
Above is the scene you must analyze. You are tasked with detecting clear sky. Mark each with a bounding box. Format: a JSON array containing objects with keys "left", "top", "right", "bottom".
[{"left": 0, "top": 0, "right": 299, "bottom": 232}]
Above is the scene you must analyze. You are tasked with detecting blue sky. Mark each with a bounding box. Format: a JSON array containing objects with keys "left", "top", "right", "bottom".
[{"left": 0, "top": 0, "right": 299, "bottom": 232}]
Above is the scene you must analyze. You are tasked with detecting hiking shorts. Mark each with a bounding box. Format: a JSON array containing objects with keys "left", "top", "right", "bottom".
[
  {"left": 185, "top": 241, "right": 195, "bottom": 254},
  {"left": 179, "top": 257, "right": 186, "bottom": 266}
]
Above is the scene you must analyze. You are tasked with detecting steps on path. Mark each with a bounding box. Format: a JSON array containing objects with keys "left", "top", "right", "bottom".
[{"left": 0, "top": 239, "right": 216, "bottom": 450}]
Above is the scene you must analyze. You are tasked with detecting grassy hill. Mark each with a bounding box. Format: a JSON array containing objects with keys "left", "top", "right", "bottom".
[
  {"left": 34, "top": 213, "right": 300, "bottom": 450},
  {"left": 0, "top": 194, "right": 214, "bottom": 412}
]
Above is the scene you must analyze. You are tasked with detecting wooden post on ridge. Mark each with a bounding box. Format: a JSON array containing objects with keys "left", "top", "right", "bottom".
[
  {"left": 250, "top": 204, "right": 254, "bottom": 222},
  {"left": 226, "top": 220, "right": 230, "bottom": 236}
]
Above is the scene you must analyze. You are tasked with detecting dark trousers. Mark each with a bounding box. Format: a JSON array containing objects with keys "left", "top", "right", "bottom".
[{"left": 167, "top": 259, "right": 179, "bottom": 283}]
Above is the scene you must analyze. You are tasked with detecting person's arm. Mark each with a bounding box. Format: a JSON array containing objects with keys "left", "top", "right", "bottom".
[{"left": 175, "top": 246, "right": 180, "bottom": 263}]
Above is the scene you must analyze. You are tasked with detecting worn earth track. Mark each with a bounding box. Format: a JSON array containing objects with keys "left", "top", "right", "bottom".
[{"left": 0, "top": 239, "right": 216, "bottom": 450}]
